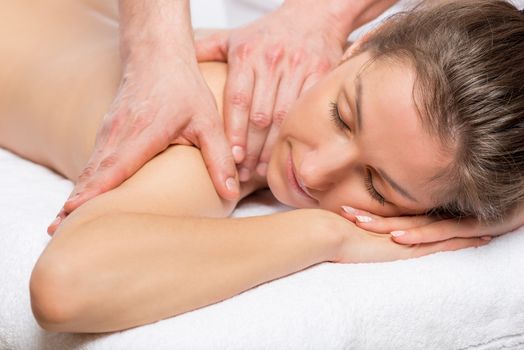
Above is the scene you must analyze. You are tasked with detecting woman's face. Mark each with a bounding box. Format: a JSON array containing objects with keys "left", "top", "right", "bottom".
[{"left": 267, "top": 52, "right": 452, "bottom": 217}]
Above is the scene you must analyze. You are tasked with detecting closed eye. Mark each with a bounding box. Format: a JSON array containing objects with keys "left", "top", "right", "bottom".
[
  {"left": 365, "top": 168, "right": 386, "bottom": 206},
  {"left": 329, "top": 101, "right": 351, "bottom": 132}
]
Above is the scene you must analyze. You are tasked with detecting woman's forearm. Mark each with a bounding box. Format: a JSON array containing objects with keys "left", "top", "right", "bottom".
[{"left": 30, "top": 210, "right": 341, "bottom": 333}]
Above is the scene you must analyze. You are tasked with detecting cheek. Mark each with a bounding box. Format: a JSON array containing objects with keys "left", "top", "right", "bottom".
[
  {"left": 317, "top": 176, "right": 367, "bottom": 211},
  {"left": 319, "top": 181, "right": 402, "bottom": 217}
]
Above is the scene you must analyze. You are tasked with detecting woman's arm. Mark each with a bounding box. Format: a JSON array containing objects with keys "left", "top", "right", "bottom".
[{"left": 30, "top": 209, "right": 341, "bottom": 333}]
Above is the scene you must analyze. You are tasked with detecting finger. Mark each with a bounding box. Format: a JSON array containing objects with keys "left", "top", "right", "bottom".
[
  {"left": 409, "top": 237, "right": 489, "bottom": 259},
  {"left": 195, "top": 30, "right": 229, "bottom": 62},
  {"left": 256, "top": 73, "right": 303, "bottom": 177},
  {"left": 47, "top": 208, "right": 67, "bottom": 236},
  {"left": 63, "top": 108, "right": 127, "bottom": 213},
  {"left": 64, "top": 130, "right": 168, "bottom": 213},
  {"left": 223, "top": 57, "right": 255, "bottom": 164},
  {"left": 340, "top": 206, "right": 381, "bottom": 223},
  {"left": 239, "top": 67, "right": 280, "bottom": 181},
  {"left": 62, "top": 149, "right": 107, "bottom": 213},
  {"left": 390, "top": 217, "right": 481, "bottom": 245},
  {"left": 356, "top": 213, "right": 436, "bottom": 234},
  {"left": 256, "top": 123, "right": 279, "bottom": 177},
  {"left": 196, "top": 117, "right": 240, "bottom": 201}
]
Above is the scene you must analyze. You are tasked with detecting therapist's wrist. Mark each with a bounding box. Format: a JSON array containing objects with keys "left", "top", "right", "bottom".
[
  {"left": 118, "top": 0, "right": 195, "bottom": 61},
  {"left": 283, "top": 0, "right": 397, "bottom": 37}
]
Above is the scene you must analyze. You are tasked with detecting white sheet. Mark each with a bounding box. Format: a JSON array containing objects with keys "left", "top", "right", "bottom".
[{"left": 1, "top": 145, "right": 524, "bottom": 350}]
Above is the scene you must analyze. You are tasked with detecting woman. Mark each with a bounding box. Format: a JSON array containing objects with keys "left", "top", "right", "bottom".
[{"left": 1, "top": 0, "right": 523, "bottom": 333}]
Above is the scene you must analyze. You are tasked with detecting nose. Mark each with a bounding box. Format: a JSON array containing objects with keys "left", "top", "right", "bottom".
[{"left": 298, "top": 142, "right": 356, "bottom": 191}]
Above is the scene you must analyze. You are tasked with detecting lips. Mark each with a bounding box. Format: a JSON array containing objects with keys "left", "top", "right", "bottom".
[{"left": 286, "top": 152, "right": 315, "bottom": 201}]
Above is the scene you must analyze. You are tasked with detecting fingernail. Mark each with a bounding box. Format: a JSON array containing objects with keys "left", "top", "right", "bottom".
[
  {"left": 232, "top": 146, "right": 244, "bottom": 164},
  {"left": 239, "top": 167, "right": 250, "bottom": 182},
  {"left": 341, "top": 206, "right": 358, "bottom": 215},
  {"left": 225, "top": 177, "right": 238, "bottom": 192},
  {"left": 66, "top": 193, "right": 80, "bottom": 203},
  {"left": 355, "top": 215, "right": 372, "bottom": 223},
  {"left": 256, "top": 163, "right": 268, "bottom": 177},
  {"left": 391, "top": 230, "right": 407, "bottom": 237},
  {"left": 480, "top": 236, "right": 492, "bottom": 241},
  {"left": 50, "top": 216, "right": 62, "bottom": 227}
]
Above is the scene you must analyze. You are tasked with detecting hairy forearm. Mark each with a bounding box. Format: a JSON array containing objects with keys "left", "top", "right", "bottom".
[
  {"left": 118, "top": 0, "right": 195, "bottom": 59},
  {"left": 284, "top": 0, "right": 399, "bottom": 39},
  {"left": 32, "top": 210, "right": 341, "bottom": 332}
]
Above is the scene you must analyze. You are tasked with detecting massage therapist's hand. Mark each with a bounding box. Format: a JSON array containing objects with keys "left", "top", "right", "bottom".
[
  {"left": 338, "top": 205, "right": 524, "bottom": 246},
  {"left": 323, "top": 210, "right": 489, "bottom": 264},
  {"left": 48, "top": 0, "right": 239, "bottom": 234},
  {"left": 195, "top": 0, "right": 348, "bottom": 181}
]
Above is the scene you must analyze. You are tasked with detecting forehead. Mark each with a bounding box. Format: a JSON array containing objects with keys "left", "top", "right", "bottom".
[{"left": 348, "top": 57, "right": 452, "bottom": 209}]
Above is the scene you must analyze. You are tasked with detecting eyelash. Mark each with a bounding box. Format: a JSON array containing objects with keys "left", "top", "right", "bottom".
[
  {"left": 329, "top": 101, "right": 351, "bottom": 132},
  {"left": 329, "top": 101, "right": 384, "bottom": 206},
  {"left": 364, "top": 169, "right": 385, "bottom": 206}
]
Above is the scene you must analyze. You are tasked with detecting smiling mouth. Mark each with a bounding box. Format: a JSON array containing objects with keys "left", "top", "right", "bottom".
[{"left": 286, "top": 152, "right": 315, "bottom": 201}]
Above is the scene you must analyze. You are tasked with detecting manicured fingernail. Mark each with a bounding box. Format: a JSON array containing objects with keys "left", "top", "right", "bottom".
[
  {"left": 239, "top": 167, "right": 250, "bottom": 182},
  {"left": 256, "top": 163, "right": 268, "bottom": 177},
  {"left": 391, "top": 230, "right": 406, "bottom": 237},
  {"left": 225, "top": 177, "right": 238, "bottom": 192},
  {"left": 232, "top": 146, "right": 244, "bottom": 163},
  {"left": 480, "top": 236, "right": 492, "bottom": 241},
  {"left": 341, "top": 206, "right": 358, "bottom": 215},
  {"left": 355, "top": 215, "right": 372, "bottom": 223}
]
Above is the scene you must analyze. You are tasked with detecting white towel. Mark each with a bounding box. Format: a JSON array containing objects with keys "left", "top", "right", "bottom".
[{"left": 1, "top": 146, "right": 524, "bottom": 350}]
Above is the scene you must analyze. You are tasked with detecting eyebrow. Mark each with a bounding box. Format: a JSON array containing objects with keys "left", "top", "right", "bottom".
[
  {"left": 377, "top": 168, "right": 418, "bottom": 203},
  {"left": 355, "top": 76, "right": 363, "bottom": 131},
  {"left": 344, "top": 74, "right": 418, "bottom": 203},
  {"left": 343, "top": 75, "right": 363, "bottom": 131}
]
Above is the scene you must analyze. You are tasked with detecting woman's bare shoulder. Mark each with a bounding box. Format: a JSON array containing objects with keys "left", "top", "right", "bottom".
[{"left": 59, "top": 144, "right": 237, "bottom": 236}]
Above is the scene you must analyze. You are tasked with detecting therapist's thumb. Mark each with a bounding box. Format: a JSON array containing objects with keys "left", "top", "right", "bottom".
[
  {"left": 196, "top": 119, "right": 240, "bottom": 201},
  {"left": 195, "top": 31, "right": 229, "bottom": 62}
]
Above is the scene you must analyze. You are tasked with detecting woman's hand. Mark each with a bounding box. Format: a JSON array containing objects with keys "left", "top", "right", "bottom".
[
  {"left": 194, "top": 1, "right": 347, "bottom": 182},
  {"left": 338, "top": 205, "right": 524, "bottom": 246},
  {"left": 322, "top": 209, "right": 489, "bottom": 264}
]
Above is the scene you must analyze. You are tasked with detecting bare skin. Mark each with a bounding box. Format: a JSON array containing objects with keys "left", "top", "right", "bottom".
[{"left": 0, "top": 0, "right": 486, "bottom": 333}]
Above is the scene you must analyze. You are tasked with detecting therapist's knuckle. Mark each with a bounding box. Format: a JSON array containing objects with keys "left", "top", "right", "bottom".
[
  {"left": 102, "top": 114, "right": 125, "bottom": 141},
  {"left": 77, "top": 165, "right": 95, "bottom": 183},
  {"left": 289, "top": 50, "right": 306, "bottom": 69},
  {"left": 99, "top": 153, "right": 120, "bottom": 172},
  {"left": 130, "top": 109, "right": 154, "bottom": 131},
  {"left": 229, "top": 93, "right": 251, "bottom": 112},
  {"left": 273, "top": 109, "right": 288, "bottom": 126},
  {"left": 312, "top": 59, "right": 332, "bottom": 75},
  {"left": 264, "top": 44, "right": 284, "bottom": 69},
  {"left": 232, "top": 42, "right": 252, "bottom": 61},
  {"left": 250, "top": 111, "right": 272, "bottom": 129}
]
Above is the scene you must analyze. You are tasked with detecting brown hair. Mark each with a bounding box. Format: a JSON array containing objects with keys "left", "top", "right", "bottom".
[{"left": 359, "top": 0, "right": 524, "bottom": 222}]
